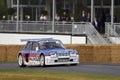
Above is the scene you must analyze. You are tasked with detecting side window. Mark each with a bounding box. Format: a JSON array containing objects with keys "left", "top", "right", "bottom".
[
  {"left": 39, "top": 42, "right": 46, "bottom": 49},
  {"left": 24, "top": 42, "right": 32, "bottom": 50},
  {"left": 32, "top": 42, "right": 38, "bottom": 51}
]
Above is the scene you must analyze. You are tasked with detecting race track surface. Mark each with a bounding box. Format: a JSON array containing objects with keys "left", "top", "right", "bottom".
[{"left": 0, "top": 63, "right": 120, "bottom": 76}]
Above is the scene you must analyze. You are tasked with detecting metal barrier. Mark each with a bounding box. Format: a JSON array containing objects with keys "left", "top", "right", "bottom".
[
  {"left": 0, "top": 21, "right": 16, "bottom": 32},
  {"left": 0, "top": 21, "right": 85, "bottom": 34},
  {"left": 19, "top": 21, "right": 52, "bottom": 33},
  {"left": 85, "top": 23, "right": 107, "bottom": 44},
  {"left": 105, "top": 23, "right": 120, "bottom": 44},
  {"left": 105, "top": 23, "right": 120, "bottom": 36},
  {"left": 54, "top": 22, "right": 72, "bottom": 34},
  {"left": 0, "top": 21, "right": 107, "bottom": 44},
  {"left": 114, "top": 23, "right": 120, "bottom": 35}
]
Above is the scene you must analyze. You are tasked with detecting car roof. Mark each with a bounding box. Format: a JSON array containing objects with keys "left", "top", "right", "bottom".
[{"left": 21, "top": 38, "right": 60, "bottom": 42}]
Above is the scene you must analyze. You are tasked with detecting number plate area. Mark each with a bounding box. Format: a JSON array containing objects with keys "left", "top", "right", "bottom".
[{"left": 58, "top": 58, "right": 69, "bottom": 62}]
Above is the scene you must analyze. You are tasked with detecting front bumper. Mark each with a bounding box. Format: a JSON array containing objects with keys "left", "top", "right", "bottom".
[{"left": 45, "top": 56, "right": 79, "bottom": 65}]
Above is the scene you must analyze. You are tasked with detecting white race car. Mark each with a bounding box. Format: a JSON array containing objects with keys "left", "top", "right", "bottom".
[{"left": 18, "top": 38, "right": 79, "bottom": 67}]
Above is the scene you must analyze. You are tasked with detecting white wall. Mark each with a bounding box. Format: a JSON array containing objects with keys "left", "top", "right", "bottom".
[
  {"left": 0, "top": 33, "right": 86, "bottom": 44},
  {"left": 72, "top": 36, "right": 86, "bottom": 44},
  {"left": 110, "top": 37, "right": 120, "bottom": 44}
]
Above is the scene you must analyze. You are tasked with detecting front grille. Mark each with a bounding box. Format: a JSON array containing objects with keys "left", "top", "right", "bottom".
[{"left": 57, "top": 53, "right": 69, "bottom": 56}]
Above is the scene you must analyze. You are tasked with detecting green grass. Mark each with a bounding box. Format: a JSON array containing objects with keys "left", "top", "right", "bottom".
[{"left": 0, "top": 69, "right": 120, "bottom": 80}]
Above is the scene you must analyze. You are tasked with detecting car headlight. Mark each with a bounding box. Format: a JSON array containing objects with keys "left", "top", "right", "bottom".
[
  {"left": 50, "top": 52, "right": 57, "bottom": 57},
  {"left": 69, "top": 51, "right": 77, "bottom": 56}
]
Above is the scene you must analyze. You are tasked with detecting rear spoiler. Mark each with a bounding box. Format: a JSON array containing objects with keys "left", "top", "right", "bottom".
[
  {"left": 21, "top": 39, "right": 40, "bottom": 42},
  {"left": 20, "top": 38, "right": 55, "bottom": 42}
]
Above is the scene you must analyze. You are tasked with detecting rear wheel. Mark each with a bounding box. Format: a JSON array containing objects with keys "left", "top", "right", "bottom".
[
  {"left": 40, "top": 55, "right": 45, "bottom": 67},
  {"left": 18, "top": 55, "right": 26, "bottom": 67}
]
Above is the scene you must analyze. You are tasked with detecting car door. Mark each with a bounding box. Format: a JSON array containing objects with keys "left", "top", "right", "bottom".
[
  {"left": 30, "top": 42, "right": 39, "bottom": 61},
  {"left": 22, "top": 41, "right": 32, "bottom": 62}
]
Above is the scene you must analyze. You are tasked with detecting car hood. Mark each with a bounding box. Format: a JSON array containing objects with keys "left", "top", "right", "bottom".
[{"left": 39, "top": 48, "right": 74, "bottom": 54}]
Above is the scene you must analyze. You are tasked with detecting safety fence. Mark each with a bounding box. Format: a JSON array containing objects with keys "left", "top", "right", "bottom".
[
  {"left": 105, "top": 23, "right": 120, "bottom": 44},
  {"left": 0, "top": 21, "right": 73, "bottom": 33},
  {"left": 0, "top": 21, "right": 107, "bottom": 44}
]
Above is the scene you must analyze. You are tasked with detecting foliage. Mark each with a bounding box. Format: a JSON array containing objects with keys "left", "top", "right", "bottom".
[
  {"left": 0, "top": 0, "right": 7, "bottom": 19},
  {"left": 0, "top": 0, "right": 15, "bottom": 20},
  {"left": 7, "top": 8, "right": 16, "bottom": 15},
  {"left": 74, "top": 0, "right": 88, "bottom": 22},
  {"left": 40, "top": 9, "right": 48, "bottom": 15},
  {"left": 114, "top": 7, "right": 120, "bottom": 22}
]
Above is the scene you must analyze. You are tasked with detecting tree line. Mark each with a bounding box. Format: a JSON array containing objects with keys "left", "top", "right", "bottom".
[{"left": 0, "top": 0, "right": 15, "bottom": 20}]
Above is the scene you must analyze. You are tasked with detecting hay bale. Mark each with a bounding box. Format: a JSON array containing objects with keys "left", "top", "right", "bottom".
[
  {"left": 93, "top": 54, "right": 111, "bottom": 63},
  {"left": 65, "top": 44, "right": 94, "bottom": 63},
  {"left": 93, "top": 45, "right": 111, "bottom": 63},
  {"left": 111, "top": 55, "right": 120, "bottom": 63},
  {"left": 7, "top": 45, "right": 23, "bottom": 62},
  {"left": 0, "top": 45, "right": 7, "bottom": 62},
  {"left": 65, "top": 44, "right": 80, "bottom": 54},
  {"left": 79, "top": 45, "right": 94, "bottom": 63},
  {"left": 79, "top": 45, "right": 93, "bottom": 55},
  {"left": 65, "top": 44, "right": 81, "bottom": 62},
  {"left": 111, "top": 45, "right": 120, "bottom": 63},
  {"left": 65, "top": 44, "right": 80, "bottom": 51},
  {"left": 80, "top": 54, "right": 93, "bottom": 63},
  {"left": 2, "top": 44, "right": 120, "bottom": 63}
]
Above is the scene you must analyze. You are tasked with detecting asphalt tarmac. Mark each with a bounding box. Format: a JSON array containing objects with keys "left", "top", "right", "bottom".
[{"left": 0, "top": 62, "right": 120, "bottom": 76}]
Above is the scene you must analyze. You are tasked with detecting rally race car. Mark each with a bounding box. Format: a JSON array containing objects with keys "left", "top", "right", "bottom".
[{"left": 18, "top": 38, "right": 79, "bottom": 67}]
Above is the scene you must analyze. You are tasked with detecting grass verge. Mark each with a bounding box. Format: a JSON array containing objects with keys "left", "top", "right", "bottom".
[{"left": 0, "top": 69, "right": 120, "bottom": 80}]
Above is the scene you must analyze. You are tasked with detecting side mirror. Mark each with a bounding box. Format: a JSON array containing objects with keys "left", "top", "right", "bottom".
[{"left": 36, "top": 47, "right": 39, "bottom": 51}]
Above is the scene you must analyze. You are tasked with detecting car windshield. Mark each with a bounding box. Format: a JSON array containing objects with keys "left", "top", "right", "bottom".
[{"left": 39, "top": 40, "right": 65, "bottom": 49}]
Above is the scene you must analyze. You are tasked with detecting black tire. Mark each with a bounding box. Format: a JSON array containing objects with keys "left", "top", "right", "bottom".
[
  {"left": 18, "top": 54, "right": 26, "bottom": 67},
  {"left": 40, "top": 55, "right": 45, "bottom": 67}
]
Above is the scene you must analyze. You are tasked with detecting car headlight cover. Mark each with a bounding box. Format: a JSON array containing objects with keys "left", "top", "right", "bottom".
[
  {"left": 69, "top": 51, "right": 77, "bottom": 56},
  {"left": 50, "top": 51, "right": 57, "bottom": 57}
]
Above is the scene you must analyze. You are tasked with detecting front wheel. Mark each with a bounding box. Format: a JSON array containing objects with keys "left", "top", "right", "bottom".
[
  {"left": 18, "top": 54, "right": 26, "bottom": 67},
  {"left": 40, "top": 55, "right": 45, "bottom": 67}
]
